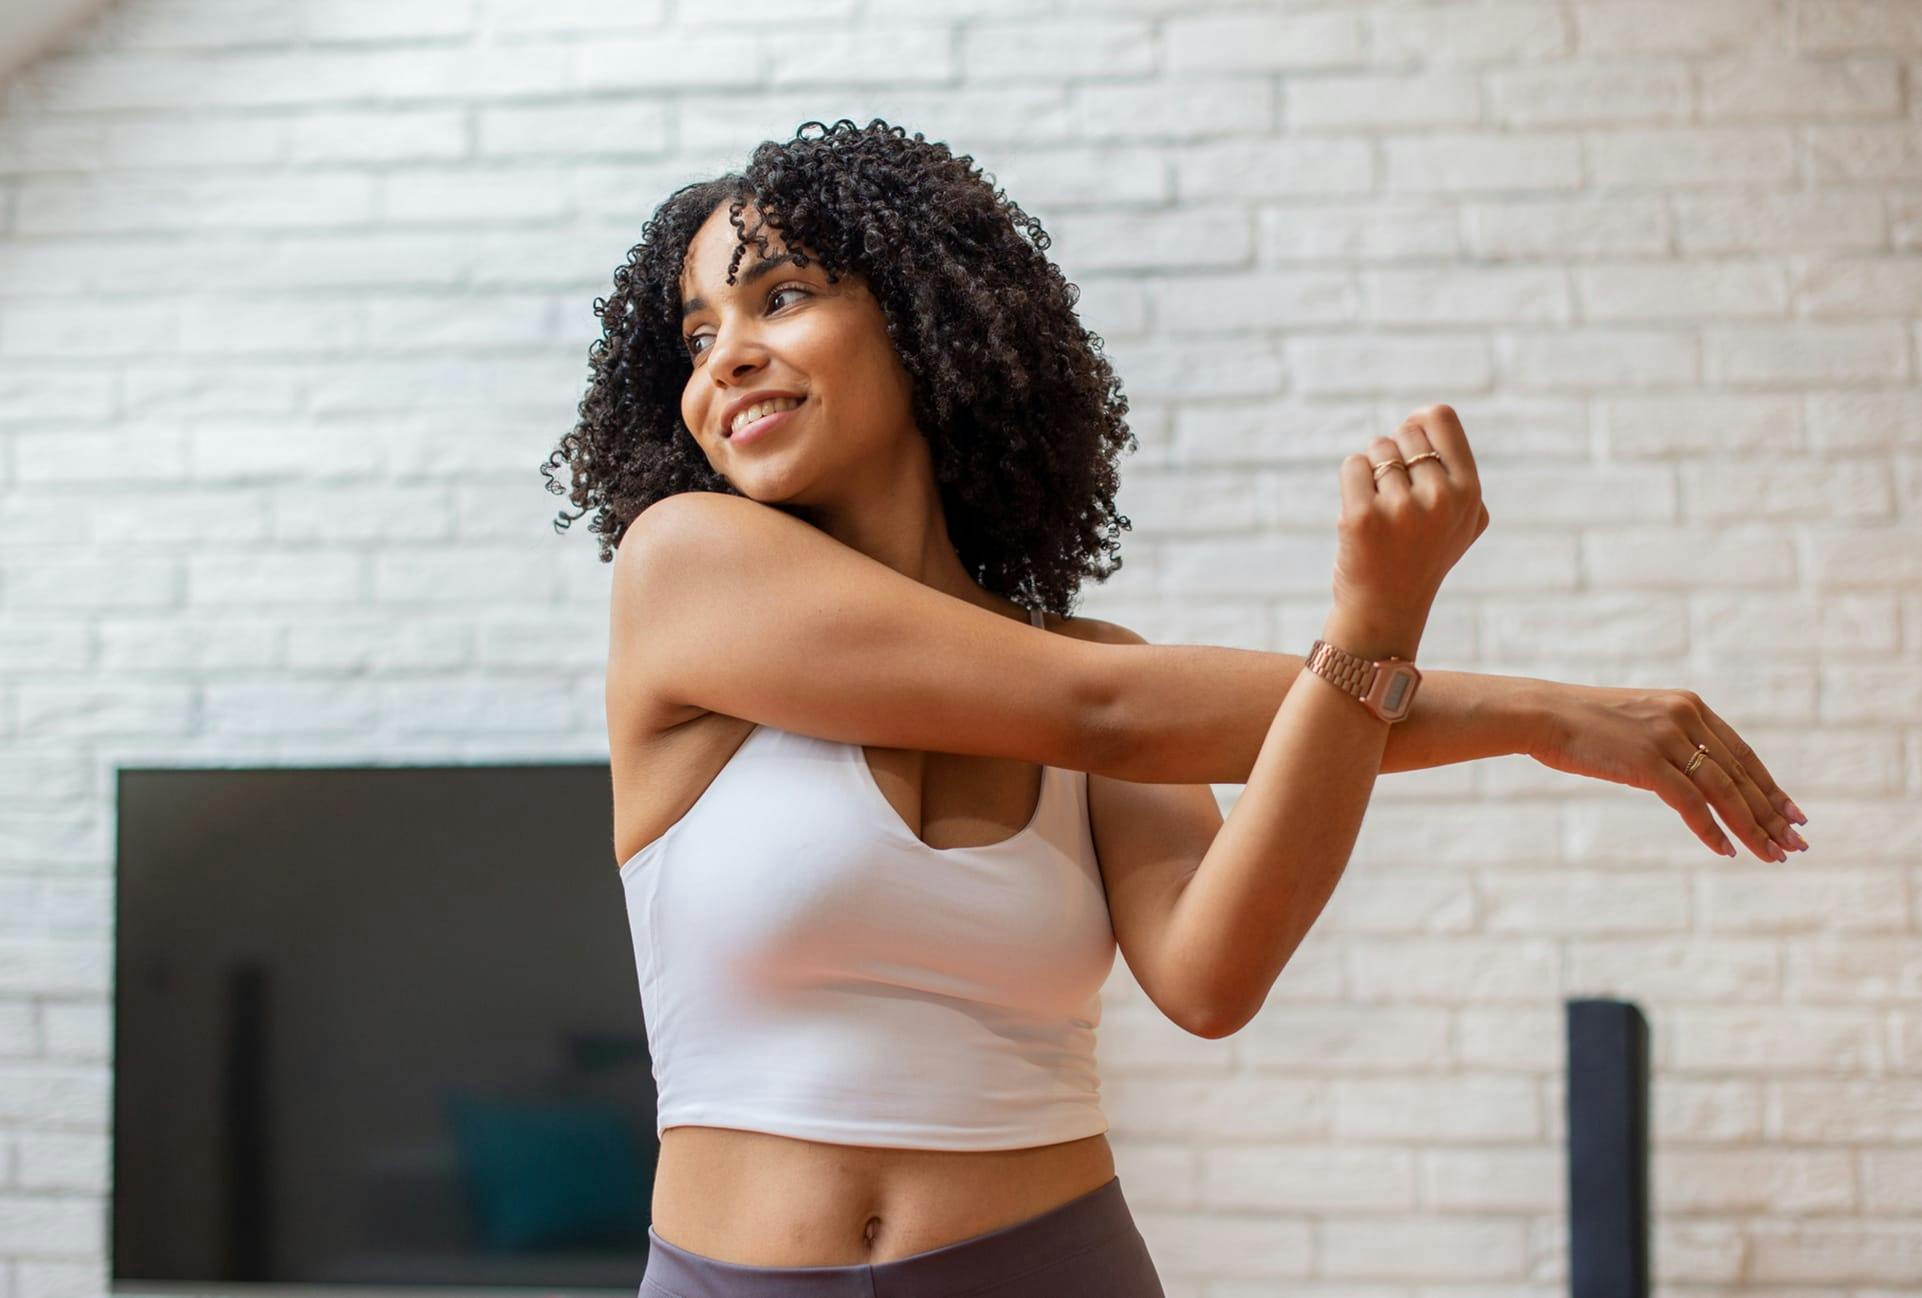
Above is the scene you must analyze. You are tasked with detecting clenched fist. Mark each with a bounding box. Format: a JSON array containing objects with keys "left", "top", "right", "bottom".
[{"left": 1329, "top": 404, "right": 1490, "bottom": 651}]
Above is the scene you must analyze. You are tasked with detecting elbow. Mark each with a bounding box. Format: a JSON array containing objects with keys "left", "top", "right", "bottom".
[
  {"left": 1187, "top": 967, "right": 1277, "bottom": 1040},
  {"left": 1178, "top": 972, "right": 1254, "bottom": 1040},
  {"left": 1148, "top": 975, "right": 1242, "bottom": 1041},
  {"left": 1185, "top": 998, "right": 1249, "bottom": 1041}
]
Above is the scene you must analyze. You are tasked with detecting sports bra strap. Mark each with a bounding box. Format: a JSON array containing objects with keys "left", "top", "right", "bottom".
[{"left": 1029, "top": 606, "right": 1044, "bottom": 629}]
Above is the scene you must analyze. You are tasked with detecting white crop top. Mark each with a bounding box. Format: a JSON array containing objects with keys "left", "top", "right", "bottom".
[{"left": 618, "top": 606, "right": 1116, "bottom": 1151}]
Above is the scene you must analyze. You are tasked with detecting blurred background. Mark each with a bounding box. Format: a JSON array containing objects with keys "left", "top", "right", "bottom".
[{"left": 1, "top": 1, "right": 1919, "bottom": 1295}]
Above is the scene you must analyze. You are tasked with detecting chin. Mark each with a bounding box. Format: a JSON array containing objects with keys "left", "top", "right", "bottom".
[{"left": 724, "top": 467, "right": 814, "bottom": 508}]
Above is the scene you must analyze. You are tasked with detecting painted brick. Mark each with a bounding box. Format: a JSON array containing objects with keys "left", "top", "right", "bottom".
[
  {"left": 1484, "top": 63, "right": 1691, "bottom": 127},
  {"left": 1166, "top": 14, "right": 1365, "bottom": 74},
  {"left": 1579, "top": 0, "right": 1782, "bottom": 55},
  {"left": 1676, "top": 189, "right": 1887, "bottom": 253},
  {"left": 774, "top": 29, "right": 956, "bottom": 87},
  {"left": 1347, "top": 938, "right": 1560, "bottom": 1005},
  {"left": 14, "top": 1136, "right": 104, "bottom": 1194},
  {"left": 1071, "top": 79, "right": 1273, "bottom": 141},
  {"left": 1370, "top": 4, "right": 1568, "bottom": 65},
  {"left": 1202, "top": 1143, "right": 1416, "bottom": 1212},
  {"left": 1667, "top": 1005, "right": 1886, "bottom": 1072},
  {"left": 1794, "top": 1, "right": 1922, "bottom": 54},
  {"left": 1464, "top": 196, "right": 1669, "bottom": 259},
  {"left": 0, "top": 1191, "right": 101, "bottom": 1257},
  {"left": 1500, "top": 327, "right": 1698, "bottom": 389},
  {"left": 478, "top": 101, "right": 667, "bottom": 159},
  {"left": 1701, "top": 55, "right": 1901, "bottom": 121},
  {"left": 1321, "top": 1216, "right": 1529, "bottom": 1281},
  {"left": 1287, "top": 72, "right": 1480, "bottom": 132},
  {"left": 1383, "top": 131, "right": 1583, "bottom": 193},
  {"left": 962, "top": 21, "right": 1151, "bottom": 82},
  {"left": 1482, "top": 869, "right": 1690, "bottom": 934},
  {"left": 1425, "top": 1145, "right": 1565, "bottom": 1212}
]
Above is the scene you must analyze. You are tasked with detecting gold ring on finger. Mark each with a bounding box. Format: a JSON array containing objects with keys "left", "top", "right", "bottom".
[
  {"left": 1372, "top": 459, "right": 1407, "bottom": 481},
  {"left": 1405, "top": 451, "right": 1442, "bottom": 468},
  {"left": 1684, "top": 742, "right": 1710, "bottom": 777}
]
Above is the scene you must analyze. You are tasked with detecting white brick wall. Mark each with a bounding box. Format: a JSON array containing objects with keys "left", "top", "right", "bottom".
[{"left": 1, "top": 0, "right": 1918, "bottom": 1294}]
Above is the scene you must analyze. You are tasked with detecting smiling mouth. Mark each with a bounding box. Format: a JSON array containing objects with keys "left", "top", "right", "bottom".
[{"left": 726, "top": 397, "right": 806, "bottom": 441}]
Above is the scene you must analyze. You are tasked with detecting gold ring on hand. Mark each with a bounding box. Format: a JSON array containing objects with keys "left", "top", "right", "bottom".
[{"left": 1374, "top": 451, "right": 1442, "bottom": 482}]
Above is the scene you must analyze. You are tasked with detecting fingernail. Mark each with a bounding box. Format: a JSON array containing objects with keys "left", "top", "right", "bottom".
[
  {"left": 1785, "top": 798, "right": 1806, "bottom": 825},
  {"left": 1771, "top": 842, "right": 1788, "bottom": 862},
  {"left": 1785, "top": 826, "right": 1808, "bottom": 851}
]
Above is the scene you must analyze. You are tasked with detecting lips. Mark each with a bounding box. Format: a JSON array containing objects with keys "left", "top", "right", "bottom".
[
  {"left": 726, "top": 396, "right": 805, "bottom": 441},
  {"left": 721, "top": 390, "right": 806, "bottom": 438}
]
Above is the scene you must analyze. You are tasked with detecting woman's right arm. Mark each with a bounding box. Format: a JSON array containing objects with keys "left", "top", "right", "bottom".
[{"left": 611, "top": 490, "right": 1121, "bottom": 772}]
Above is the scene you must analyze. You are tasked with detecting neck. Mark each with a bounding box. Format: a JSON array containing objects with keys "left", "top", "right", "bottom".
[{"left": 794, "top": 442, "right": 1006, "bottom": 615}]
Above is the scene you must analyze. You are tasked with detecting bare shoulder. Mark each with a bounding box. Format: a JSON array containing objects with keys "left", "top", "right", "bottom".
[
  {"left": 1047, "top": 613, "right": 1149, "bottom": 647},
  {"left": 609, "top": 494, "right": 789, "bottom": 721},
  {"left": 614, "top": 490, "right": 781, "bottom": 573}
]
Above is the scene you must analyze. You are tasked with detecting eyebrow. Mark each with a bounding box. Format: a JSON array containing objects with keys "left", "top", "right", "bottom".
[{"left": 681, "top": 251, "right": 808, "bottom": 320}]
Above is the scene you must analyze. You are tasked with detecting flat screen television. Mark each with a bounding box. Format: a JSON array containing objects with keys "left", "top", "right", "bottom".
[{"left": 113, "top": 762, "right": 655, "bottom": 1294}]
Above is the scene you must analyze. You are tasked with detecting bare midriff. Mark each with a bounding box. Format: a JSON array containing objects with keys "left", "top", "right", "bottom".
[{"left": 648, "top": 1124, "right": 1117, "bottom": 1266}]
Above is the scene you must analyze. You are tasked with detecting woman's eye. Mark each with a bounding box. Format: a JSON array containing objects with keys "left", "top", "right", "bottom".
[{"left": 685, "top": 285, "right": 810, "bottom": 358}]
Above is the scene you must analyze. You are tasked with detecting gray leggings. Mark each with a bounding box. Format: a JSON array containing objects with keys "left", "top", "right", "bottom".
[{"left": 637, "top": 1175, "right": 1164, "bottom": 1298}]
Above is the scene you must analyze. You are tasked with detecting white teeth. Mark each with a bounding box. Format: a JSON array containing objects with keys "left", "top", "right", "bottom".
[{"left": 731, "top": 396, "right": 802, "bottom": 435}]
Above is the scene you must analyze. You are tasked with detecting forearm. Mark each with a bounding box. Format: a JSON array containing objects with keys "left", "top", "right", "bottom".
[
  {"left": 1165, "top": 629, "right": 1397, "bottom": 1036},
  {"left": 1093, "top": 642, "right": 1549, "bottom": 785},
  {"left": 1101, "top": 617, "right": 1553, "bottom": 1039},
  {"left": 1150, "top": 610, "right": 1515, "bottom": 1037}
]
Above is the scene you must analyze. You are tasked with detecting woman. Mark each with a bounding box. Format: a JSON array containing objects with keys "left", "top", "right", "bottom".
[{"left": 542, "top": 118, "right": 1809, "bottom": 1297}]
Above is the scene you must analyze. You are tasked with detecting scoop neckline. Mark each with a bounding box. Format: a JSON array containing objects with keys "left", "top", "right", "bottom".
[{"left": 844, "top": 741, "right": 1052, "bottom": 855}]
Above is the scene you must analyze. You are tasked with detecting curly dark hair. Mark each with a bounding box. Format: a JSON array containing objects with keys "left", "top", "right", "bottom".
[{"left": 540, "top": 117, "right": 1136, "bottom": 617}]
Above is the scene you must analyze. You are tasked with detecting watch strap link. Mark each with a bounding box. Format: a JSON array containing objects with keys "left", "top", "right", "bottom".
[{"left": 1306, "top": 638, "right": 1378, "bottom": 699}]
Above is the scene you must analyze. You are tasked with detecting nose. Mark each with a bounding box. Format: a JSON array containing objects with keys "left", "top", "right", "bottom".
[{"left": 700, "top": 318, "right": 768, "bottom": 389}]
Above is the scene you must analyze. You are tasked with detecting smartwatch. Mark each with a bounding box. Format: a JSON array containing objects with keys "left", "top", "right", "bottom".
[{"left": 1305, "top": 638, "right": 1423, "bottom": 723}]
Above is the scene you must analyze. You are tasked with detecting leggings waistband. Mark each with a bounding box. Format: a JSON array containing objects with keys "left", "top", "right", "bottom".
[{"left": 641, "top": 1175, "right": 1141, "bottom": 1298}]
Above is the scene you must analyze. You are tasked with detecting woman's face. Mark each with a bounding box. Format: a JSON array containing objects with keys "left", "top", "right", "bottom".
[{"left": 677, "top": 200, "right": 920, "bottom": 506}]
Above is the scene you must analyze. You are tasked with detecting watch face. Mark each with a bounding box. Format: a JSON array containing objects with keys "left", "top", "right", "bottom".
[{"left": 1380, "top": 667, "right": 1416, "bottom": 720}]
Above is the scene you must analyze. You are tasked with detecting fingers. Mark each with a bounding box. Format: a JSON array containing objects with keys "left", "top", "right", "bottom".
[
  {"left": 1388, "top": 421, "right": 1442, "bottom": 492},
  {"left": 1406, "top": 403, "right": 1481, "bottom": 492},
  {"left": 1367, "top": 435, "right": 1412, "bottom": 500},
  {"left": 1692, "top": 694, "right": 1806, "bottom": 827},
  {"left": 1669, "top": 734, "right": 1785, "bottom": 861},
  {"left": 1373, "top": 407, "right": 1451, "bottom": 502},
  {"left": 1338, "top": 451, "right": 1376, "bottom": 517},
  {"left": 1651, "top": 760, "right": 1741, "bottom": 859},
  {"left": 1667, "top": 695, "right": 1808, "bottom": 860},
  {"left": 1692, "top": 726, "right": 1806, "bottom": 858}
]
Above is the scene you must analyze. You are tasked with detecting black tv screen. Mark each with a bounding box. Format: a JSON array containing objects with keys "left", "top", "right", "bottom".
[{"left": 113, "top": 762, "right": 655, "bottom": 1293}]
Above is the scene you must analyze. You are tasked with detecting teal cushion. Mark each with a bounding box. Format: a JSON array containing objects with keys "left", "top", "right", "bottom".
[{"left": 445, "top": 1091, "right": 650, "bottom": 1251}]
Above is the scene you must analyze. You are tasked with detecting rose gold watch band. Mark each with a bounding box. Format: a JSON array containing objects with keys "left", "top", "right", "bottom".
[
  {"left": 1305, "top": 638, "right": 1424, "bottom": 723},
  {"left": 1306, "top": 638, "right": 1379, "bottom": 696}
]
